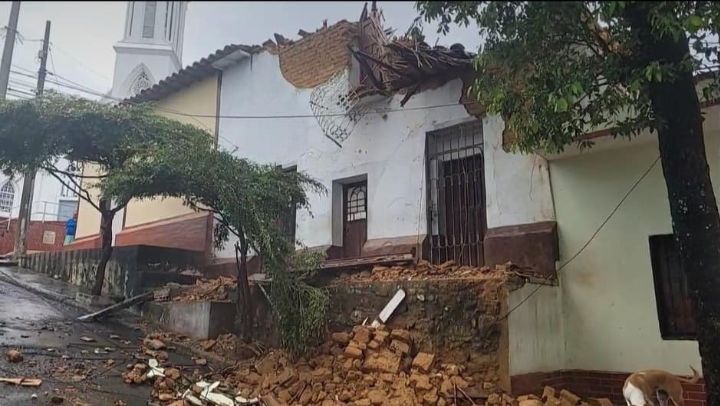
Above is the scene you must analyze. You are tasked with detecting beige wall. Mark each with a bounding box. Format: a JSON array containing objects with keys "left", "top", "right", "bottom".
[
  {"left": 75, "top": 75, "right": 219, "bottom": 239},
  {"left": 75, "top": 165, "right": 103, "bottom": 239},
  {"left": 548, "top": 122, "right": 720, "bottom": 374},
  {"left": 123, "top": 75, "right": 219, "bottom": 228}
]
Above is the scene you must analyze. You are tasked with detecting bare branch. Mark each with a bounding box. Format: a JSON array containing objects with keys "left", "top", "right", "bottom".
[{"left": 44, "top": 167, "right": 101, "bottom": 212}]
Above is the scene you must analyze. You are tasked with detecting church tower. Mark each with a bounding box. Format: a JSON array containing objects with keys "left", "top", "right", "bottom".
[{"left": 110, "top": 1, "right": 188, "bottom": 100}]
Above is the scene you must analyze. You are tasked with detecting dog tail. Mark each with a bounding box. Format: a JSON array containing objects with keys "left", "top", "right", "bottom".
[{"left": 678, "top": 365, "right": 700, "bottom": 384}]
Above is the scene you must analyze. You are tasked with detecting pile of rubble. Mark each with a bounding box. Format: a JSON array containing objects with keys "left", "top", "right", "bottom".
[
  {"left": 333, "top": 260, "right": 524, "bottom": 283},
  {"left": 172, "top": 276, "right": 236, "bottom": 302},
  {"left": 120, "top": 327, "right": 614, "bottom": 406},
  {"left": 222, "top": 324, "right": 497, "bottom": 406}
]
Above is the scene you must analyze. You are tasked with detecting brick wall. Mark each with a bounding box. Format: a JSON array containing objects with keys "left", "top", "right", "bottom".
[
  {"left": 278, "top": 20, "right": 357, "bottom": 88},
  {"left": 511, "top": 370, "right": 706, "bottom": 406},
  {"left": 0, "top": 218, "right": 66, "bottom": 255},
  {"left": 115, "top": 212, "right": 212, "bottom": 256}
]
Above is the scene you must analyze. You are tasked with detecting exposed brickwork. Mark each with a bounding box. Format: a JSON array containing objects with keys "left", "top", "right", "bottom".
[
  {"left": 0, "top": 218, "right": 66, "bottom": 254},
  {"left": 278, "top": 20, "right": 357, "bottom": 88},
  {"left": 511, "top": 370, "right": 706, "bottom": 406},
  {"left": 115, "top": 212, "right": 212, "bottom": 255}
]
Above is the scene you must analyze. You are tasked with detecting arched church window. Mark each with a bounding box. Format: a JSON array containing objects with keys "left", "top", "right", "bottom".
[
  {"left": 130, "top": 70, "right": 152, "bottom": 96},
  {"left": 0, "top": 181, "right": 14, "bottom": 213}
]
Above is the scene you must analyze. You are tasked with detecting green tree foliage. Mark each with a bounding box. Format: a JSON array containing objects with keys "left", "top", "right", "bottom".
[
  {"left": 103, "top": 142, "right": 329, "bottom": 354},
  {"left": 0, "top": 94, "right": 212, "bottom": 295},
  {"left": 417, "top": 2, "right": 720, "bottom": 400}
]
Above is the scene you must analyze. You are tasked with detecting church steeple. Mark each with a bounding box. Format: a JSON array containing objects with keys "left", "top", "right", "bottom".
[{"left": 110, "top": 1, "right": 188, "bottom": 100}]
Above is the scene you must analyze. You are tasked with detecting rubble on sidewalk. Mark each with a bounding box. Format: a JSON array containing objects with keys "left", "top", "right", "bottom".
[
  {"left": 122, "top": 323, "right": 616, "bottom": 406},
  {"left": 5, "top": 348, "right": 23, "bottom": 363}
]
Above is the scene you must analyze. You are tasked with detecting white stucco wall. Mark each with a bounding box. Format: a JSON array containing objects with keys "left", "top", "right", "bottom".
[
  {"left": 216, "top": 52, "right": 466, "bottom": 258},
  {"left": 0, "top": 161, "right": 78, "bottom": 223},
  {"left": 508, "top": 284, "right": 565, "bottom": 375},
  {"left": 549, "top": 130, "right": 715, "bottom": 374},
  {"left": 216, "top": 52, "right": 553, "bottom": 260},
  {"left": 482, "top": 116, "right": 556, "bottom": 228}
]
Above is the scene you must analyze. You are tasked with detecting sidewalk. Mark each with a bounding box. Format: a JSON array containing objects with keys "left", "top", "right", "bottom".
[{"left": 0, "top": 265, "right": 98, "bottom": 313}]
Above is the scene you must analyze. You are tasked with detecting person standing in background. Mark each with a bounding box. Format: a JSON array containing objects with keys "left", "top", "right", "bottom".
[{"left": 64, "top": 212, "right": 77, "bottom": 245}]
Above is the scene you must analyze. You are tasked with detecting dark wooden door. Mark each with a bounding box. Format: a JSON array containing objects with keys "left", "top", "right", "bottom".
[{"left": 343, "top": 181, "right": 367, "bottom": 258}]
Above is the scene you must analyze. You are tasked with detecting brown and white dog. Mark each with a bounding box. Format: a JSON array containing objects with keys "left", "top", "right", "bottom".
[{"left": 623, "top": 366, "right": 700, "bottom": 406}]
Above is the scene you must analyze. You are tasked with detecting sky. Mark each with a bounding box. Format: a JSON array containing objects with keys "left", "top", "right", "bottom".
[{"left": 0, "top": 1, "right": 481, "bottom": 100}]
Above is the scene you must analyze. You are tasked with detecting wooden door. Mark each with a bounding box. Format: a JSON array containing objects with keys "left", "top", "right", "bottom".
[{"left": 343, "top": 181, "right": 367, "bottom": 258}]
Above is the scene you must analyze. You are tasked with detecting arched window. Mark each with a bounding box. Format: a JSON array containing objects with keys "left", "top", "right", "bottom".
[
  {"left": 0, "top": 182, "right": 15, "bottom": 213},
  {"left": 130, "top": 70, "right": 152, "bottom": 96}
]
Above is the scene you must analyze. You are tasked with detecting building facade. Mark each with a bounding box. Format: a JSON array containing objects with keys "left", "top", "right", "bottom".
[{"left": 72, "top": 3, "right": 711, "bottom": 403}]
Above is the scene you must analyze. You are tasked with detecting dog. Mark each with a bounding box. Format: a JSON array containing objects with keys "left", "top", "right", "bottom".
[{"left": 623, "top": 366, "right": 700, "bottom": 406}]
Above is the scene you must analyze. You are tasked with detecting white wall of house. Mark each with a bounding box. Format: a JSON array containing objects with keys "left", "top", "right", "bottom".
[
  {"left": 547, "top": 122, "right": 720, "bottom": 374},
  {"left": 0, "top": 164, "right": 78, "bottom": 223},
  {"left": 215, "top": 51, "right": 553, "bottom": 260},
  {"left": 482, "top": 115, "right": 556, "bottom": 228}
]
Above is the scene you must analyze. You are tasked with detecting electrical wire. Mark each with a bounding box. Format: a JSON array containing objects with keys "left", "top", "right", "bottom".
[
  {"left": 10, "top": 68, "right": 478, "bottom": 120},
  {"left": 498, "top": 155, "right": 662, "bottom": 321}
]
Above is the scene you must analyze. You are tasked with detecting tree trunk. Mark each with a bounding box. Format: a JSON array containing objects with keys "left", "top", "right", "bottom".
[
  {"left": 234, "top": 237, "right": 253, "bottom": 342},
  {"left": 628, "top": 6, "right": 720, "bottom": 403},
  {"left": 91, "top": 200, "right": 114, "bottom": 296}
]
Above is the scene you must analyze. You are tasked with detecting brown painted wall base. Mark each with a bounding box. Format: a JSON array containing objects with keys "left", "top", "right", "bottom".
[
  {"left": 116, "top": 213, "right": 212, "bottom": 255},
  {"left": 511, "top": 370, "right": 706, "bottom": 406},
  {"left": 484, "top": 221, "right": 558, "bottom": 278}
]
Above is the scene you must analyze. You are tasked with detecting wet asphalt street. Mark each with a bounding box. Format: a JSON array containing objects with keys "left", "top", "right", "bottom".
[{"left": 0, "top": 278, "right": 153, "bottom": 406}]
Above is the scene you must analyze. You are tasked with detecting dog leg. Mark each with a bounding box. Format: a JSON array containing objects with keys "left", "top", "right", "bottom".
[{"left": 624, "top": 381, "right": 648, "bottom": 405}]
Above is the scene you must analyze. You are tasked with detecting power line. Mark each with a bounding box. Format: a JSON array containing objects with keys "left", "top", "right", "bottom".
[
  {"left": 50, "top": 43, "right": 112, "bottom": 82},
  {"left": 7, "top": 86, "right": 36, "bottom": 97},
  {"left": 10, "top": 68, "right": 479, "bottom": 120},
  {"left": 498, "top": 155, "right": 662, "bottom": 321}
]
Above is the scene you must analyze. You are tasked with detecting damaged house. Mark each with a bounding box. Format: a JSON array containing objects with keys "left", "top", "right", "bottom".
[{"left": 66, "top": 3, "right": 714, "bottom": 404}]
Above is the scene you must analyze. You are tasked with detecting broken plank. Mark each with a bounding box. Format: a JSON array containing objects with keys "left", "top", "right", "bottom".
[
  {"left": 76, "top": 291, "right": 154, "bottom": 322},
  {"left": 0, "top": 377, "right": 42, "bottom": 386}
]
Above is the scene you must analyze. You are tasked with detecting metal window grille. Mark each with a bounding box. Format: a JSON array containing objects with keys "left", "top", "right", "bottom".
[
  {"left": 0, "top": 182, "right": 14, "bottom": 213},
  {"left": 426, "top": 120, "right": 486, "bottom": 266}
]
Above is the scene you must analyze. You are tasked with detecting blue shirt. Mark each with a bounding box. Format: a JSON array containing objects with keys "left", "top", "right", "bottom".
[{"left": 66, "top": 218, "right": 77, "bottom": 236}]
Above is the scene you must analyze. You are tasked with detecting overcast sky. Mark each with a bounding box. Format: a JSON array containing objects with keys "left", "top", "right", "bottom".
[{"left": 0, "top": 1, "right": 480, "bottom": 100}]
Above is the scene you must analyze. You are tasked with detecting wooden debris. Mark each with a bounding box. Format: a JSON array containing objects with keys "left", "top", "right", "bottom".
[
  {"left": 77, "top": 291, "right": 154, "bottom": 322},
  {"left": 0, "top": 377, "right": 42, "bottom": 386}
]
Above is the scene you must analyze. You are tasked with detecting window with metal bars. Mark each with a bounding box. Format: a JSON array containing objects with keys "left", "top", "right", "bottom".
[{"left": 426, "top": 120, "right": 485, "bottom": 266}]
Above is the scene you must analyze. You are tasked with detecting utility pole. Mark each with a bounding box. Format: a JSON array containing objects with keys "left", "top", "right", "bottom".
[
  {"left": 14, "top": 20, "right": 49, "bottom": 260},
  {"left": 0, "top": 1, "right": 21, "bottom": 99}
]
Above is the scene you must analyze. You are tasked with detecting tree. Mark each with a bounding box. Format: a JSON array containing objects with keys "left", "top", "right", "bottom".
[
  {"left": 103, "top": 143, "right": 327, "bottom": 349},
  {"left": 0, "top": 94, "right": 212, "bottom": 296},
  {"left": 417, "top": 1, "right": 720, "bottom": 400}
]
